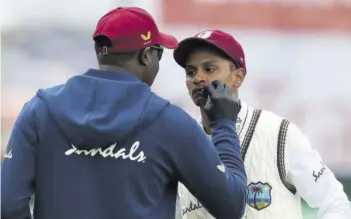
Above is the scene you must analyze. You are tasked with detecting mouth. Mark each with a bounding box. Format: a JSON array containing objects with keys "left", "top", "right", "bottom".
[{"left": 191, "top": 87, "right": 206, "bottom": 107}]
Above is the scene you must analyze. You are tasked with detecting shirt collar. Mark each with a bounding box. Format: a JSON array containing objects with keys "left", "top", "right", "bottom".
[{"left": 237, "top": 101, "right": 248, "bottom": 125}]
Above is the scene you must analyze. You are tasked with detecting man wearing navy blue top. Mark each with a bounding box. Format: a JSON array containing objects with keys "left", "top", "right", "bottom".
[{"left": 1, "top": 7, "right": 247, "bottom": 219}]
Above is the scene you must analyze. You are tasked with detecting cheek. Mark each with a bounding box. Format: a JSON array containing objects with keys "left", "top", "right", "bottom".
[
  {"left": 200, "top": 72, "right": 222, "bottom": 85},
  {"left": 213, "top": 71, "right": 232, "bottom": 86},
  {"left": 153, "top": 56, "right": 160, "bottom": 67},
  {"left": 223, "top": 75, "right": 233, "bottom": 87},
  {"left": 186, "top": 78, "right": 193, "bottom": 92}
]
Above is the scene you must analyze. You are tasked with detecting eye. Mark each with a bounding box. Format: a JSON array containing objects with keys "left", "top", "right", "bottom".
[
  {"left": 204, "top": 67, "right": 215, "bottom": 73},
  {"left": 186, "top": 70, "right": 196, "bottom": 77}
]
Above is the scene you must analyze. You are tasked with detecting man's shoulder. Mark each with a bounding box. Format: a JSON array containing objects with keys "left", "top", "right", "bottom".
[
  {"left": 255, "top": 107, "right": 304, "bottom": 138},
  {"left": 13, "top": 94, "right": 45, "bottom": 129},
  {"left": 241, "top": 101, "right": 283, "bottom": 123},
  {"left": 150, "top": 103, "right": 204, "bottom": 146},
  {"left": 159, "top": 103, "right": 198, "bottom": 129},
  {"left": 22, "top": 94, "right": 46, "bottom": 115},
  {"left": 259, "top": 108, "right": 284, "bottom": 122}
]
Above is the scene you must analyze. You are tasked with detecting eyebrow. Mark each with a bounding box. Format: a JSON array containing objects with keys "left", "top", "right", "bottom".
[{"left": 185, "top": 60, "right": 219, "bottom": 69}]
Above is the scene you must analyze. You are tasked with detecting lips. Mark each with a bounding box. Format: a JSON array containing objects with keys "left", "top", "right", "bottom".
[{"left": 191, "top": 87, "right": 206, "bottom": 107}]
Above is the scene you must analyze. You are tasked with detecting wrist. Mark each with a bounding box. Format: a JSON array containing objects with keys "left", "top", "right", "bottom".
[
  {"left": 211, "top": 118, "right": 236, "bottom": 130},
  {"left": 210, "top": 115, "right": 237, "bottom": 125},
  {"left": 211, "top": 118, "right": 237, "bottom": 138}
]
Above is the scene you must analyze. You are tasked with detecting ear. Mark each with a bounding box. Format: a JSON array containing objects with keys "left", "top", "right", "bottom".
[
  {"left": 230, "top": 67, "right": 245, "bottom": 89},
  {"left": 139, "top": 48, "right": 151, "bottom": 66}
]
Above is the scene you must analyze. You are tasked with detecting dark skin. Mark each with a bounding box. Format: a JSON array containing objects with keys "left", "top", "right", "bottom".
[
  {"left": 97, "top": 45, "right": 164, "bottom": 86},
  {"left": 184, "top": 47, "right": 246, "bottom": 133}
]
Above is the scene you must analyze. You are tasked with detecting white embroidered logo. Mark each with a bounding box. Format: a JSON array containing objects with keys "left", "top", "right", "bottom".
[
  {"left": 196, "top": 30, "right": 213, "bottom": 39},
  {"left": 4, "top": 149, "right": 12, "bottom": 159},
  {"left": 217, "top": 164, "right": 225, "bottom": 173},
  {"left": 65, "top": 141, "right": 146, "bottom": 163}
]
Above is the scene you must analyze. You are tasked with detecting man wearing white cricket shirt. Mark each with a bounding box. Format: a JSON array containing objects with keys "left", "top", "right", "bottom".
[{"left": 173, "top": 30, "right": 351, "bottom": 219}]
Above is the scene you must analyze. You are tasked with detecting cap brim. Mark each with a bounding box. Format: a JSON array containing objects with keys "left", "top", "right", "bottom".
[
  {"left": 173, "top": 37, "right": 228, "bottom": 68},
  {"left": 158, "top": 32, "right": 178, "bottom": 49}
]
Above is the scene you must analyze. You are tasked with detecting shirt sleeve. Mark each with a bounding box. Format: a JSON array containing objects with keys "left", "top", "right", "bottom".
[
  {"left": 285, "top": 123, "right": 351, "bottom": 219},
  {"left": 1, "top": 98, "right": 38, "bottom": 219}
]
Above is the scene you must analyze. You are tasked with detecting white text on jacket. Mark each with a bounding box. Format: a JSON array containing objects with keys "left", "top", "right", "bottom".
[{"left": 65, "top": 141, "right": 146, "bottom": 163}]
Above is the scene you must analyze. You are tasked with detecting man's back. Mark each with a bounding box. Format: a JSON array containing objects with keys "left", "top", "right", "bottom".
[
  {"left": 20, "top": 69, "right": 188, "bottom": 219},
  {"left": 2, "top": 69, "right": 248, "bottom": 219}
]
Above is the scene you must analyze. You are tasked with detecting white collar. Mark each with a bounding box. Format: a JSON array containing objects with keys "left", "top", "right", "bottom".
[{"left": 237, "top": 101, "right": 248, "bottom": 125}]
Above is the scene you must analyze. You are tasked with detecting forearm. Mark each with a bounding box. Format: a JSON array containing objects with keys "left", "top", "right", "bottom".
[
  {"left": 212, "top": 118, "right": 246, "bottom": 182},
  {"left": 175, "top": 119, "right": 246, "bottom": 218}
]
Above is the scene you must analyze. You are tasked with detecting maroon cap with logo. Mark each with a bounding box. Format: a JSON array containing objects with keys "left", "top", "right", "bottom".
[
  {"left": 173, "top": 30, "right": 246, "bottom": 72},
  {"left": 93, "top": 7, "right": 178, "bottom": 54}
]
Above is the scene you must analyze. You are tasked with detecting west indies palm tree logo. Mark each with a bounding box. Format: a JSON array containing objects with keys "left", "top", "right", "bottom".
[{"left": 247, "top": 182, "right": 272, "bottom": 211}]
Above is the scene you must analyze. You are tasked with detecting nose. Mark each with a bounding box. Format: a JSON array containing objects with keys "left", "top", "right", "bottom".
[
  {"left": 192, "top": 74, "right": 206, "bottom": 86},
  {"left": 193, "top": 79, "right": 205, "bottom": 86}
]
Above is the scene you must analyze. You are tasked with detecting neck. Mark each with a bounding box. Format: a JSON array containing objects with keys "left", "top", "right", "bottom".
[
  {"left": 200, "top": 108, "right": 212, "bottom": 135},
  {"left": 98, "top": 64, "right": 143, "bottom": 81},
  {"left": 99, "top": 64, "right": 129, "bottom": 73}
]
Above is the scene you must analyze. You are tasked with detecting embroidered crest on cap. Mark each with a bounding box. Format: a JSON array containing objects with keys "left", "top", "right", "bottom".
[
  {"left": 141, "top": 31, "right": 152, "bottom": 45},
  {"left": 141, "top": 31, "right": 151, "bottom": 41},
  {"left": 196, "top": 30, "right": 213, "bottom": 39}
]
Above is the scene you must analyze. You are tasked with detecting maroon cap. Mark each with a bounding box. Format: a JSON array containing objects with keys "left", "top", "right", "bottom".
[
  {"left": 93, "top": 7, "right": 178, "bottom": 54},
  {"left": 173, "top": 30, "right": 246, "bottom": 72}
]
